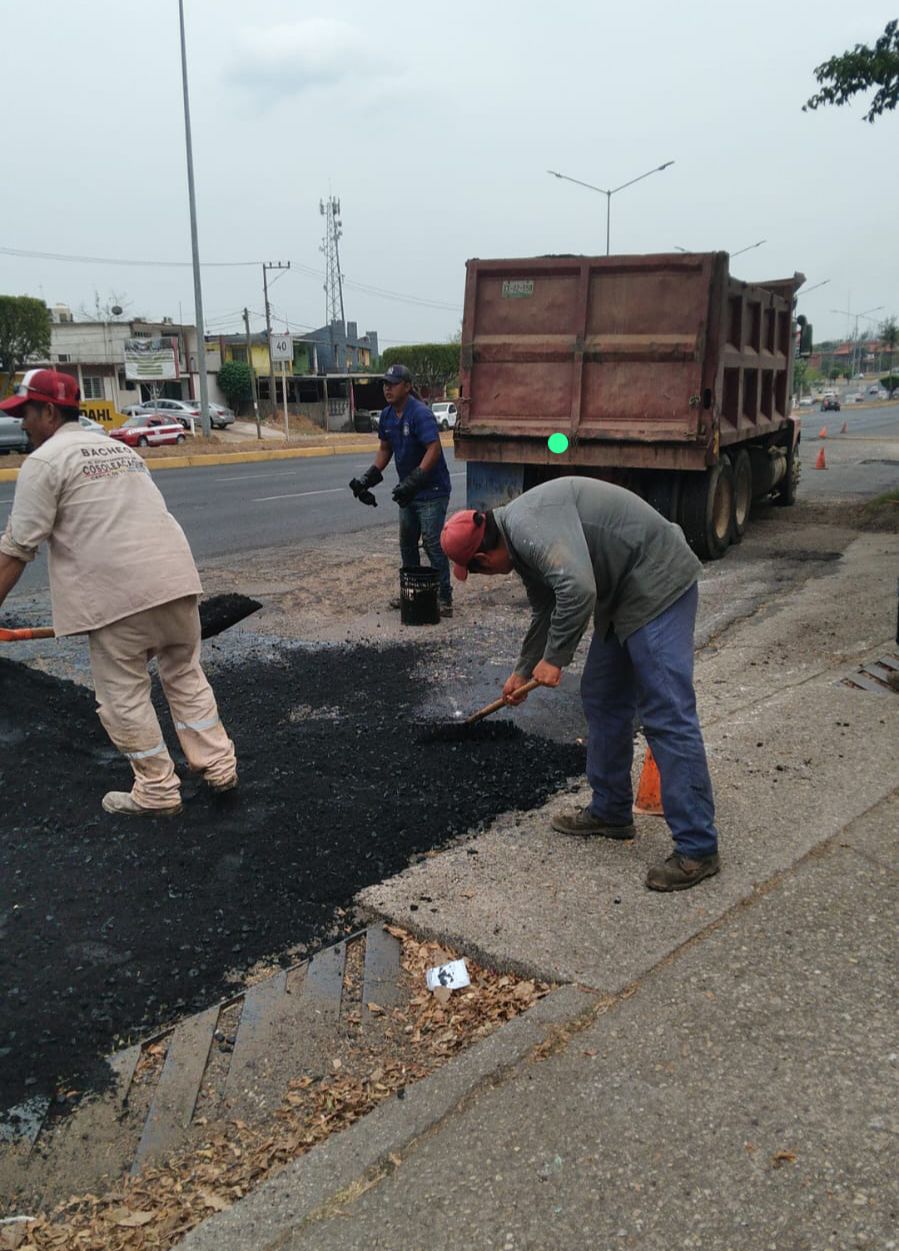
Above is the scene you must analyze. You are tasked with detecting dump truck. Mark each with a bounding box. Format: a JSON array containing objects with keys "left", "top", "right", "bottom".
[{"left": 454, "top": 252, "right": 808, "bottom": 559}]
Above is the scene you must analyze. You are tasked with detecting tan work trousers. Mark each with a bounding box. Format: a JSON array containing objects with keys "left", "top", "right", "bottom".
[{"left": 88, "top": 595, "right": 236, "bottom": 809}]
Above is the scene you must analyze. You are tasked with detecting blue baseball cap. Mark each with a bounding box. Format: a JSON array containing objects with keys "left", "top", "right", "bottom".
[{"left": 382, "top": 364, "right": 412, "bottom": 385}]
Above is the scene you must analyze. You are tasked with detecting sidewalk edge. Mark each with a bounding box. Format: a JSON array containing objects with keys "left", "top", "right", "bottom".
[{"left": 174, "top": 983, "right": 598, "bottom": 1250}]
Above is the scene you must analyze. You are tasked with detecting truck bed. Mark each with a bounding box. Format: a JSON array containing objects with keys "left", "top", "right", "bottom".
[{"left": 456, "top": 252, "right": 801, "bottom": 471}]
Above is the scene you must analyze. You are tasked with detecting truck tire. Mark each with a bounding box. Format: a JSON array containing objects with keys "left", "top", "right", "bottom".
[
  {"left": 774, "top": 441, "right": 800, "bottom": 507},
  {"left": 643, "top": 471, "right": 682, "bottom": 522},
  {"left": 679, "top": 463, "right": 733, "bottom": 560},
  {"left": 730, "top": 449, "right": 752, "bottom": 542}
]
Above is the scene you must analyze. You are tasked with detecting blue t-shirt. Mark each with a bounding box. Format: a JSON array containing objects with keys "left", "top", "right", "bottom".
[{"left": 378, "top": 395, "right": 452, "bottom": 501}]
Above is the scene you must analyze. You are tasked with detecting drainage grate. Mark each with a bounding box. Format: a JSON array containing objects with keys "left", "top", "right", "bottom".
[
  {"left": 0, "top": 925, "right": 404, "bottom": 1204},
  {"left": 839, "top": 654, "right": 899, "bottom": 695}
]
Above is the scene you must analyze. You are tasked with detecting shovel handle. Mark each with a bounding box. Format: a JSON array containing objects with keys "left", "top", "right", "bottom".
[
  {"left": 465, "top": 678, "right": 541, "bottom": 725},
  {"left": 0, "top": 627, "right": 57, "bottom": 642}
]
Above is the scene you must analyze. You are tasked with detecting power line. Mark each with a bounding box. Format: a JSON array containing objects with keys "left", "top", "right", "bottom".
[{"left": 1, "top": 245, "right": 463, "bottom": 313}]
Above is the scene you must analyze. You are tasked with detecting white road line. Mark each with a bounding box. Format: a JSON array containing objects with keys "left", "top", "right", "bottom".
[
  {"left": 254, "top": 472, "right": 466, "bottom": 503},
  {"left": 253, "top": 487, "right": 346, "bottom": 502},
  {"left": 213, "top": 471, "right": 303, "bottom": 482}
]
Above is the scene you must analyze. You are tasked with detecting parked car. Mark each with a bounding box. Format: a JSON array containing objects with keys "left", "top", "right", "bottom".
[
  {"left": 431, "top": 401, "right": 458, "bottom": 430},
  {"left": 208, "top": 402, "right": 235, "bottom": 429},
  {"left": 821, "top": 396, "right": 841, "bottom": 412},
  {"left": 137, "top": 398, "right": 201, "bottom": 430},
  {"left": 109, "top": 415, "right": 188, "bottom": 447},
  {"left": 138, "top": 398, "right": 233, "bottom": 430},
  {"left": 78, "top": 414, "right": 108, "bottom": 435},
  {"left": 0, "top": 413, "right": 29, "bottom": 454},
  {"left": 851, "top": 392, "right": 866, "bottom": 403}
]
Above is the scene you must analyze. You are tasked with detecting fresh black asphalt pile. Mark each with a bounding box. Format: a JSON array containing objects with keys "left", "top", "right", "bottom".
[{"left": 0, "top": 644, "right": 583, "bottom": 1114}]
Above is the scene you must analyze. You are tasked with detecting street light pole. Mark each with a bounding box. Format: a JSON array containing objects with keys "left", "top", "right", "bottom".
[
  {"left": 177, "top": 0, "right": 210, "bottom": 439},
  {"left": 831, "top": 305, "right": 883, "bottom": 377},
  {"left": 547, "top": 162, "right": 674, "bottom": 256}
]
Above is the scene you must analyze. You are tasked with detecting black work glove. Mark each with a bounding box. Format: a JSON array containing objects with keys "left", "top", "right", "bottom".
[
  {"left": 349, "top": 464, "right": 383, "bottom": 507},
  {"left": 392, "top": 467, "right": 428, "bottom": 508}
]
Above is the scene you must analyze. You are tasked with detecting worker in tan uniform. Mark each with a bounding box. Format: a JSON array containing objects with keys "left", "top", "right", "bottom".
[{"left": 0, "top": 370, "right": 236, "bottom": 816}]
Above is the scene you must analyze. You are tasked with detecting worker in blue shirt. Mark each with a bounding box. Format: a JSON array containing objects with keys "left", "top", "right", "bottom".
[{"left": 349, "top": 363, "right": 453, "bottom": 616}]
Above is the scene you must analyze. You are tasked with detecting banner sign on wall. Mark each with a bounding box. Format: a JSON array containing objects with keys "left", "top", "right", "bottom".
[{"left": 123, "top": 337, "right": 179, "bottom": 381}]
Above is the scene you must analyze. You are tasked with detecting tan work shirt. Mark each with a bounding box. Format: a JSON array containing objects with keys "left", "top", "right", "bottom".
[{"left": 0, "top": 423, "right": 201, "bottom": 635}]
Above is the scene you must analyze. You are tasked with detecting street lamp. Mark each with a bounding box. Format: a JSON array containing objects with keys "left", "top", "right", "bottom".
[
  {"left": 800, "top": 279, "right": 830, "bottom": 296},
  {"left": 672, "top": 240, "right": 766, "bottom": 257},
  {"left": 830, "top": 304, "right": 883, "bottom": 378},
  {"left": 730, "top": 239, "right": 766, "bottom": 258},
  {"left": 547, "top": 161, "right": 674, "bottom": 256}
]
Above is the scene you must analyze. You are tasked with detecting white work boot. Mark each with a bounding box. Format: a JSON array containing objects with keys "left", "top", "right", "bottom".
[{"left": 102, "top": 791, "right": 183, "bottom": 816}]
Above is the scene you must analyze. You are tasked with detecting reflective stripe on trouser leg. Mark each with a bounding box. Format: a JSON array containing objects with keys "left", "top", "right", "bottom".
[{"left": 155, "top": 633, "right": 236, "bottom": 788}]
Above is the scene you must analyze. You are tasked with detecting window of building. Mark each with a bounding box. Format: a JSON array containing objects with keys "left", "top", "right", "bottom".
[
  {"left": 82, "top": 376, "right": 104, "bottom": 399},
  {"left": 56, "top": 354, "right": 70, "bottom": 363}
]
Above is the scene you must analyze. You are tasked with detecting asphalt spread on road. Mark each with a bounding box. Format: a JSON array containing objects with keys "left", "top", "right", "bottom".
[{"left": 0, "top": 644, "right": 584, "bottom": 1114}]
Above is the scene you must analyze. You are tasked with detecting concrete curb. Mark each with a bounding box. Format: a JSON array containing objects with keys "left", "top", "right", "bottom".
[
  {"left": 0, "top": 432, "right": 455, "bottom": 482},
  {"left": 174, "top": 984, "right": 599, "bottom": 1250},
  {"left": 0, "top": 441, "right": 378, "bottom": 484}
]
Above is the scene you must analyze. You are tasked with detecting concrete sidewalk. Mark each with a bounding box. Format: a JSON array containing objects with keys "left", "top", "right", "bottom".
[{"left": 176, "top": 533, "right": 898, "bottom": 1250}]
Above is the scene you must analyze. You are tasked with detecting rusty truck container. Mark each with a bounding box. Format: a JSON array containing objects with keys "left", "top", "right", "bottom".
[{"left": 455, "top": 252, "right": 805, "bottom": 558}]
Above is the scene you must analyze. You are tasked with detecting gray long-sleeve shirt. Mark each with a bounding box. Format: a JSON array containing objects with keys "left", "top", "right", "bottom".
[{"left": 494, "top": 477, "right": 701, "bottom": 676}]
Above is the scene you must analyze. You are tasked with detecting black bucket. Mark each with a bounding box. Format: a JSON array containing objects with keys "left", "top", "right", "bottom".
[{"left": 399, "top": 567, "right": 440, "bottom": 626}]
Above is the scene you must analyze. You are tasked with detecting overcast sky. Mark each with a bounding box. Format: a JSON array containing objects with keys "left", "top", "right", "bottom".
[{"left": 3, "top": 1, "right": 896, "bottom": 347}]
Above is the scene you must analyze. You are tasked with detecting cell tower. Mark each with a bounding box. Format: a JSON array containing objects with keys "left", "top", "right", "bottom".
[{"left": 319, "top": 195, "right": 345, "bottom": 327}]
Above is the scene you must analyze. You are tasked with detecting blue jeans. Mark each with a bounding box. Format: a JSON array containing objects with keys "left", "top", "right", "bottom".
[
  {"left": 579, "top": 583, "right": 718, "bottom": 860},
  {"left": 399, "top": 496, "right": 452, "bottom": 602}
]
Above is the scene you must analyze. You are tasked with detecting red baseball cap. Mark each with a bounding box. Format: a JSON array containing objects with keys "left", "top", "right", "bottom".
[
  {"left": 0, "top": 369, "right": 81, "bottom": 414},
  {"left": 441, "top": 509, "right": 487, "bottom": 581}
]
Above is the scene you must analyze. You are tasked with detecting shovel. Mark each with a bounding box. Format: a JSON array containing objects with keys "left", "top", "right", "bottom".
[
  {"left": 418, "top": 678, "right": 540, "bottom": 744},
  {"left": 0, "top": 593, "right": 262, "bottom": 644}
]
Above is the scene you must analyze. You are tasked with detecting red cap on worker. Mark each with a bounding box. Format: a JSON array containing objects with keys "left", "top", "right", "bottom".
[
  {"left": 0, "top": 369, "right": 81, "bottom": 414},
  {"left": 440, "top": 509, "right": 486, "bottom": 581}
]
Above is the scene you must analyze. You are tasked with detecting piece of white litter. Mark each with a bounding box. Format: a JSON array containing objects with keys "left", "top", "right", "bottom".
[{"left": 426, "top": 959, "right": 471, "bottom": 992}]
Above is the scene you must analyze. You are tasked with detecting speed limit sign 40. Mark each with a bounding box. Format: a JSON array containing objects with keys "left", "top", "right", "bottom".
[{"left": 270, "top": 334, "right": 293, "bottom": 362}]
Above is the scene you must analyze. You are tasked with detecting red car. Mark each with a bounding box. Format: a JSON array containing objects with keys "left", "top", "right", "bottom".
[{"left": 109, "top": 415, "right": 188, "bottom": 448}]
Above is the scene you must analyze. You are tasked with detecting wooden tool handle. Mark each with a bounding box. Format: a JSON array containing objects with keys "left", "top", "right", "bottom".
[
  {"left": 0, "top": 627, "right": 57, "bottom": 641},
  {"left": 465, "top": 678, "right": 541, "bottom": 725}
]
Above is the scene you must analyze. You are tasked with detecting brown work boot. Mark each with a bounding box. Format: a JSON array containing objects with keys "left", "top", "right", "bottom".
[
  {"left": 101, "top": 791, "right": 183, "bottom": 817},
  {"left": 645, "top": 851, "right": 720, "bottom": 892},
  {"left": 207, "top": 772, "right": 238, "bottom": 793},
  {"left": 551, "top": 806, "right": 636, "bottom": 839}
]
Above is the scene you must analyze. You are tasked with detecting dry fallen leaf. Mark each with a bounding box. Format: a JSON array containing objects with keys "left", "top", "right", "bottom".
[
  {"left": 366, "top": 1002, "right": 384, "bottom": 1015},
  {"left": 111, "top": 1208, "right": 156, "bottom": 1228},
  {"left": 513, "top": 981, "right": 535, "bottom": 1001},
  {"left": 771, "top": 1150, "right": 798, "bottom": 1167},
  {"left": 432, "top": 987, "right": 452, "bottom": 1005},
  {"left": 197, "top": 1190, "right": 229, "bottom": 1212}
]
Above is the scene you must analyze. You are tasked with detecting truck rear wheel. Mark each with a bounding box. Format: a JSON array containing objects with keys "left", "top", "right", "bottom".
[
  {"left": 679, "top": 463, "right": 733, "bottom": 560},
  {"left": 730, "top": 449, "right": 752, "bottom": 542},
  {"left": 642, "top": 471, "right": 682, "bottom": 522},
  {"left": 774, "top": 441, "right": 800, "bottom": 507}
]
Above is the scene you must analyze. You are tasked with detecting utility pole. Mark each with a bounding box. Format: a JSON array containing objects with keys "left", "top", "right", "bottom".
[
  {"left": 262, "top": 261, "right": 290, "bottom": 418},
  {"left": 177, "top": 0, "right": 210, "bottom": 438},
  {"left": 243, "top": 307, "right": 261, "bottom": 440}
]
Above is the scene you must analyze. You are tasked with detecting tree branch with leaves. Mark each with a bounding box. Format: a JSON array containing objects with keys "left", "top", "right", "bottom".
[
  {"left": 804, "top": 20, "right": 899, "bottom": 122},
  {"left": 0, "top": 296, "right": 52, "bottom": 395}
]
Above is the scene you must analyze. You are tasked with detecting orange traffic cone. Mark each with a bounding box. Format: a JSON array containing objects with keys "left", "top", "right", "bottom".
[
  {"left": 633, "top": 744, "right": 664, "bottom": 816},
  {"left": 818, "top": 426, "right": 828, "bottom": 439},
  {"left": 814, "top": 447, "right": 827, "bottom": 470},
  {"left": 840, "top": 421, "right": 848, "bottom": 434}
]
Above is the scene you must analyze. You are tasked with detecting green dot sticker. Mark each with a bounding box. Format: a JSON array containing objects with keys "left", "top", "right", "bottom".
[{"left": 548, "top": 432, "right": 569, "bottom": 454}]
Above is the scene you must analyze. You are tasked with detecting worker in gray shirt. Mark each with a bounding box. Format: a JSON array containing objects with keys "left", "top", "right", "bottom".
[{"left": 441, "top": 477, "right": 719, "bottom": 892}]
